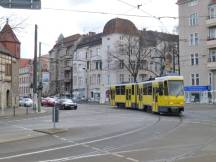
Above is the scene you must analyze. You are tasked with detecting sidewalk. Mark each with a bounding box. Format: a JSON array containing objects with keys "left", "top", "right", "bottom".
[
  {"left": 0, "top": 106, "right": 51, "bottom": 144},
  {"left": 0, "top": 106, "right": 48, "bottom": 119}
]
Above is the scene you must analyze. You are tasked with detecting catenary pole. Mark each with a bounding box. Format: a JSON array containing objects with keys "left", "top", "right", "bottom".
[{"left": 33, "top": 24, "right": 38, "bottom": 111}]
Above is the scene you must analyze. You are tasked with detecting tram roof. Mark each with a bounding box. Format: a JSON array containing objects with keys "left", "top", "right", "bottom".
[{"left": 110, "top": 76, "right": 184, "bottom": 87}]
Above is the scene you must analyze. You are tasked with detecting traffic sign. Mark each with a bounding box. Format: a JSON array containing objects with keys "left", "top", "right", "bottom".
[{"left": 0, "top": 0, "right": 41, "bottom": 9}]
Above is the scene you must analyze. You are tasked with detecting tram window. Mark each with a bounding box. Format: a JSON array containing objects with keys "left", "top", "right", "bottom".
[
  {"left": 132, "top": 85, "right": 134, "bottom": 95},
  {"left": 143, "top": 84, "right": 147, "bottom": 95},
  {"left": 148, "top": 84, "right": 152, "bottom": 95},
  {"left": 159, "top": 82, "right": 163, "bottom": 95},
  {"left": 116, "top": 86, "right": 120, "bottom": 95},
  {"left": 129, "top": 89, "right": 131, "bottom": 94},
  {"left": 164, "top": 81, "right": 168, "bottom": 96},
  {"left": 121, "top": 86, "right": 125, "bottom": 95}
]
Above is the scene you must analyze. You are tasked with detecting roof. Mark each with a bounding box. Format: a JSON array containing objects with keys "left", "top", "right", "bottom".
[
  {"left": 77, "top": 33, "right": 102, "bottom": 49},
  {"left": 19, "top": 58, "right": 32, "bottom": 68},
  {"left": 103, "top": 18, "right": 138, "bottom": 35},
  {"left": 0, "top": 23, "right": 20, "bottom": 43},
  {"left": 141, "top": 30, "right": 178, "bottom": 47},
  {"left": 0, "top": 42, "right": 11, "bottom": 55},
  {"left": 176, "top": 0, "right": 189, "bottom": 5},
  {"left": 53, "top": 34, "right": 81, "bottom": 49}
]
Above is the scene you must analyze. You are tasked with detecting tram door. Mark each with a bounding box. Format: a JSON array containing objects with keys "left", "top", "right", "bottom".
[
  {"left": 138, "top": 87, "right": 143, "bottom": 109},
  {"left": 152, "top": 87, "right": 158, "bottom": 112},
  {"left": 110, "top": 88, "right": 115, "bottom": 106},
  {"left": 126, "top": 87, "right": 131, "bottom": 108}
]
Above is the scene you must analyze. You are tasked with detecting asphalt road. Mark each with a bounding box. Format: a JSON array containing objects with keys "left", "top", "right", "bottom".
[{"left": 0, "top": 104, "right": 216, "bottom": 162}]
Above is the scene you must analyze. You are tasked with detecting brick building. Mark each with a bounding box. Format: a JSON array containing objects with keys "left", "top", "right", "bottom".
[{"left": 0, "top": 21, "right": 20, "bottom": 109}]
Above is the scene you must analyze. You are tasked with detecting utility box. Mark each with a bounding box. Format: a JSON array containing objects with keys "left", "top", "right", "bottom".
[{"left": 52, "top": 106, "right": 59, "bottom": 123}]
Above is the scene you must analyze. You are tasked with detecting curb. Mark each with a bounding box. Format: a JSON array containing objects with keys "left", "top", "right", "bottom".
[{"left": 34, "top": 128, "right": 68, "bottom": 135}]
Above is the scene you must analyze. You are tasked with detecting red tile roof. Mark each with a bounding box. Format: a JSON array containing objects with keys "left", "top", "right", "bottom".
[
  {"left": 0, "top": 23, "right": 20, "bottom": 43},
  {"left": 19, "top": 58, "right": 32, "bottom": 68}
]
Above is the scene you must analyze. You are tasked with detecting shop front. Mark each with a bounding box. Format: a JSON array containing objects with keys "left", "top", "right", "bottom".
[{"left": 184, "top": 86, "right": 210, "bottom": 103}]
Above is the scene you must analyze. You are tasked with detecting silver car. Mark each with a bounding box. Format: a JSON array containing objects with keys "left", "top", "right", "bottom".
[{"left": 55, "top": 99, "right": 77, "bottom": 110}]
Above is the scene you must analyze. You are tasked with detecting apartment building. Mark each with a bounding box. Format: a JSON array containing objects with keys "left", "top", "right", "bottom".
[
  {"left": 19, "top": 58, "right": 33, "bottom": 97},
  {"left": 178, "top": 0, "right": 216, "bottom": 103},
  {"left": 49, "top": 18, "right": 179, "bottom": 103}
]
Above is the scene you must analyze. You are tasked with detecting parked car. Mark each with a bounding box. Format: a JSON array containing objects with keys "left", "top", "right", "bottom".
[
  {"left": 55, "top": 99, "right": 77, "bottom": 110},
  {"left": 41, "top": 97, "right": 49, "bottom": 106},
  {"left": 19, "top": 98, "right": 33, "bottom": 107},
  {"left": 45, "top": 97, "right": 56, "bottom": 107}
]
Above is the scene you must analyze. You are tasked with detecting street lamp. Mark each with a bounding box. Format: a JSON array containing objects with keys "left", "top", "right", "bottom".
[{"left": 82, "top": 67, "right": 89, "bottom": 101}]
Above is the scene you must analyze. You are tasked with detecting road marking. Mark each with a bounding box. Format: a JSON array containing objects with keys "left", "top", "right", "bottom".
[
  {"left": 112, "top": 153, "right": 124, "bottom": 158},
  {"left": 126, "top": 157, "right": 139, "bottom": 162},
  {"left": 13, "top": 125, "right": 32, "bottom": 131},
  {"left": 0, "top": 121, "right": 156, "bottom": 160}
]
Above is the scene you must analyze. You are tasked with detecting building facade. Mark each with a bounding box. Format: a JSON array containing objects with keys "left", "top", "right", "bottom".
[
  {"left": 178, "top": 0, "right": 216, "bottom": 103},
  {"left": 49, "top": 18, "right": 179, "bottom": 103},
  {"left": 0, "top": 21, "right": 20, "bottom": 109},
  {"left": 19, "top": 59, "right": 33, "bottom": 97}
]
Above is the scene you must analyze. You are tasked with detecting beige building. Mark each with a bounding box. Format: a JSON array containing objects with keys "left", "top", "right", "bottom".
[
  {"left": 178, "top": 0, "right": 216, "bottom": 103},
  {"left": 0, "top": 21, "right": 20, "bottom": 109}
]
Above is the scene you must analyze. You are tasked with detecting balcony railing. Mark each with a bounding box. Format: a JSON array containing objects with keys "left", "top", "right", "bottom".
[{"left": 207, "top": 37, "right": 216, "bottom": 48}]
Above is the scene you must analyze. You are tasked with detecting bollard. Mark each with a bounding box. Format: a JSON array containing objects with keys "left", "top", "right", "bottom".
[
  {"left": 52, "top": 105, "right": 59, "bottom": 128},
  {"left": 13, "top": 106, "right": 15, "bottom": 116}
]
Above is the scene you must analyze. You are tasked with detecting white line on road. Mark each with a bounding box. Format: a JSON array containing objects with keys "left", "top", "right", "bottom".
[
  {"left": 126, "top": 157, "right": 139, "bottom": 162},
  {"left": 0, "top": 120, "right": 157, "bottom": 160}
]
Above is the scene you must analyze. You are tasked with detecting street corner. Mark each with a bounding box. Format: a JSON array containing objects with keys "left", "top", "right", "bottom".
[
  {"left": 0, "top": 131, "right": 45, "bottom": 144},
  {"left": 33, "top": 128, "right": 68, "bottom": 135}
]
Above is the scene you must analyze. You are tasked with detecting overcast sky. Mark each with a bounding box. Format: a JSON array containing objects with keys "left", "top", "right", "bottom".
[{"left": 0, "top": 0, "right": 178, "bottom": 59}]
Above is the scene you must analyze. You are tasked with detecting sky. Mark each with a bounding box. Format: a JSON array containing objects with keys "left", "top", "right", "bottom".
[{"left": 0, "top": 0, "right": 178, "bottom": 59}]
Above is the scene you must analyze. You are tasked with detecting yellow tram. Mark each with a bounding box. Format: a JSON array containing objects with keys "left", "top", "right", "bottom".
[{"left": 110, "top": 76, "right": 185, "bottom": 114}]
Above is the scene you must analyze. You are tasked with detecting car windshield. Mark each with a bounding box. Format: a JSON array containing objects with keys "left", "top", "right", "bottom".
[
  {"left": 168, "top": 80, "right": 184, "bottom": 96},
  {"left": 62, "top": 99, "right": 73, "bottom": 102}
]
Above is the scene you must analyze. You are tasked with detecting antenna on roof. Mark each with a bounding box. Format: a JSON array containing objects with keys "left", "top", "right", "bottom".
[{"left": 137, "top": 4, "right": 142, "bottom": 9}]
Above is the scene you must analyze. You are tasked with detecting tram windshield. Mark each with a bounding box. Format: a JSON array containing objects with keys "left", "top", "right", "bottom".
[{"left": 168, "top": 80, "right": 184, "bottom": 96}]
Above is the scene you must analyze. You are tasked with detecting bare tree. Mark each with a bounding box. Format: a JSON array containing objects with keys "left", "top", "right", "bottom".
[{"left": 109, "top": 32, "right": 158, "bottom": 83}]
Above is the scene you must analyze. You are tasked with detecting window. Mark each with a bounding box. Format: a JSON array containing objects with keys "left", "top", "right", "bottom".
[
  {"left": 139, "top": 74, "right": 146, "bottom": 82},
  {"left": 189, "top": 13, "right": 198, "bottom": 26},
  {"left": 209, "top": 73, "right": 212, "bottom": 86},
  {"left": 188, "top": 0, "right": 198, "bottom": 6},
  {"left": 97, "top": 48, "right": 100, "bottom": 56},
  {"left": 196, "top": 74, "right": 199, "bottom": 85},
  {"left": 209, "top": 5, "right": 216, "bottom": 19},
  {"left": 5, "top": 64, "right": 11, "bottom": 76},
  {"left": 191, "top": 74, "right": 195, "bottom": 85},
  {"left": 190, "top": 33, "right": 199, "bottom": 46},
  {"left": 191, "top": 73, "right": 199, "bottom": 85},
  {"left": 209, "top": 49, "right": 216, "bottom": 62},
  {"left": 95, "top": 60, "right": 102, "bottom": 70},
  {"left": 120, "top": 74, "right": 124, "bottom": 83},
  {"left": 119, "top": 60, "right": 124, "bottom": 69},
  {"left": 97, "top": 74, "right": 101, "bottom": 84},
  {"left": 209, "top": 27, "right": 216, "bottom": 40},
  {"left": 191, "top": 53, "right": 199, "bottom": 65},
  {"left": 116, "top": 86, "right": 120, "bottom": 95}
]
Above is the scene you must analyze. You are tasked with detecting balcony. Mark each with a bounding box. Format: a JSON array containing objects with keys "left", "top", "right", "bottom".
[
  {"left": 64, "top": 66, "right": 71, "bottom": 71},
  {"left": 207, "top": 37, "right": 216, "bottom": 48},
  {"left": 64, "top": 78, "right": 71, "bottom": 83},
  {"left": 207, "top": 59, "right": 216, "bottom": 71},
  {"left": 206, "top": 18, "right": 216, "bottom": 27}
]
